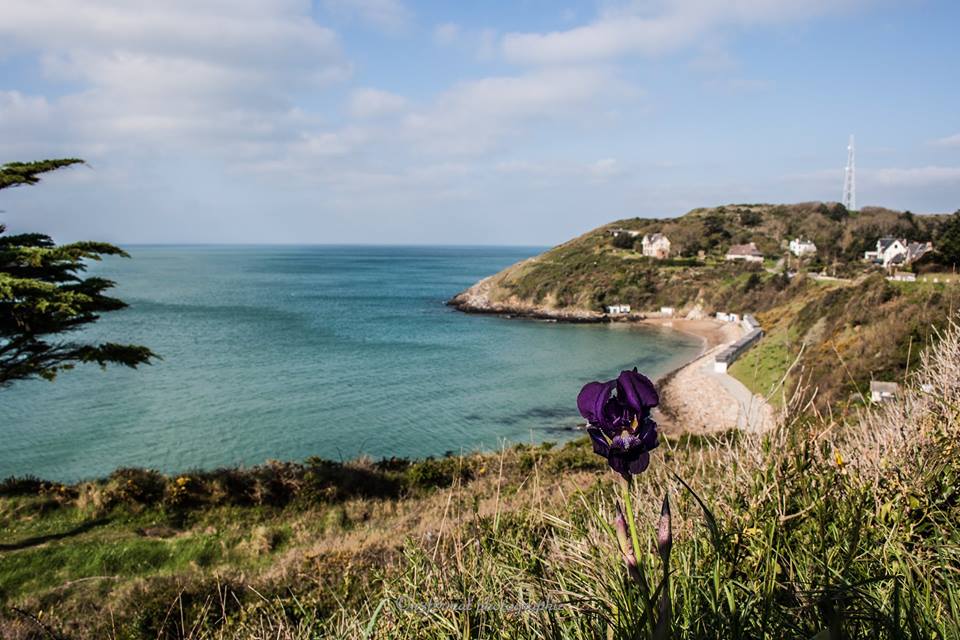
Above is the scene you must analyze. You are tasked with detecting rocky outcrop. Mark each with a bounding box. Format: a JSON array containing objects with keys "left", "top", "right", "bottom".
[{"left": 447, "top": 275, "right": 606, "bottom": 323}]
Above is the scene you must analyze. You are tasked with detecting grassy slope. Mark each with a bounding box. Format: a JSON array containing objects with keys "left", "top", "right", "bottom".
[
  {"left": 728, "top": 274, "right": 960, "bottom": 409},
  {"left": 3, "top": 327, "right": 960, "bottom": 638}
]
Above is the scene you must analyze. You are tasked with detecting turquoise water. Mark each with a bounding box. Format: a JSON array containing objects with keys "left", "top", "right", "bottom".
[{"left": 0, "top": 246, "right": 701, "bottom": 482}]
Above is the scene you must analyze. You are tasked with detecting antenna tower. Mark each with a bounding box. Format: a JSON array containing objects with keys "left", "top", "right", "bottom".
[{"left": 842, "top": 134, "right": 856, "bottom": 211}]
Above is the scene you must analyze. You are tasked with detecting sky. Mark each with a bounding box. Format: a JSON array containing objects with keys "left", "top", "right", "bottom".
[{"left": 1, "top": 0, "right": 958, "bottom": 245}]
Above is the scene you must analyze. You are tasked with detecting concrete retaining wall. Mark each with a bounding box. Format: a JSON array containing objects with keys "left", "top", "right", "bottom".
[{"left": 714, "top": 327, "right": 763, "bottom": 373}]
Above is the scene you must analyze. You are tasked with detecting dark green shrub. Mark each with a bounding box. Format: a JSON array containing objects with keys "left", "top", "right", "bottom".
[
  {"left": 207, "top": 468, "right": 256, "bottom": 506},
  {"left": 163, "top": 473, "right": 205, "bottom": 510},
  {"left": 611, "top": 233, "right": 636, "bottom": 250},
  {"left": 106, "top": 468, "right": 166, "bottom": 506},
  {"left": 406, "top": 457, "right": 472, "bottom": 489},
  {"left": 545, "top": 440, "right": 605, "bottom": 474},
  {"left": 0, "top": 475, "right": 47, "bottom": 496},
  {"left": 252, "top": 464, "right": 294, "bottom": 507}
]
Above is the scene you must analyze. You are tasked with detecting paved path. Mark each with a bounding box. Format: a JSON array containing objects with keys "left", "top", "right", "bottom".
[{"left": 657, "top": 326, "right": 775, "bottom": 435}]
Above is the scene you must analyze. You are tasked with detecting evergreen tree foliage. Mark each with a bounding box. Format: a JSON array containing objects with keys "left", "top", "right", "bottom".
[
  {"left": 0, "top": 159, "right": 156, "bottom": 387},
  {"left": 611, "top": 232, "right": 636, "bottom": 250},
  {"left": 938, "top": 210, "right": 960, "bottom": 266}
]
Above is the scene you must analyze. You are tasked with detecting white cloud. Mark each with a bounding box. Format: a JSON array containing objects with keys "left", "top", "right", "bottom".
[
  {"left": 495, "top": 158, "right": 625, "bottom": 183},
  {"left": 432, "top": 23, "right": 499, "bottom": 61},
  {"left": 932, "top": 133, "right": 960, "bottom": 148},
  {"left": 401, "top": 67, "right": 631, "bottom": 155},
  {"left": 434, "top": 23, "right": 461, "bottom": 46},
  {"left": 589, "top": 158, "right": 622, "bottom": 179},
  {"left": 348, "top": 88, "right": 408, "bottom": 118},
  {"left": 501, "top": 0, "right": 868, "bottom": 64},
  {"left": 322, "top": 0, "right": 412, "bottom": 33},
  {"left": 867, "top": 166, "right": 960, "bottom": 188},
  {"left": 0, "top": 1, "right": 348, "bottom": 161}
]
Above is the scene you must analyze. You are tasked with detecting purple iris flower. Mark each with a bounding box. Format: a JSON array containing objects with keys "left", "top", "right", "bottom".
[{"left": 577, "top": 368, "right": 660, "bottom": 479}]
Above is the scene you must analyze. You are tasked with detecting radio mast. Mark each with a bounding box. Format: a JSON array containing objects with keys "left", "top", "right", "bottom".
[{"left": 842, "top": 134, "right": 856, "bottom": 211}]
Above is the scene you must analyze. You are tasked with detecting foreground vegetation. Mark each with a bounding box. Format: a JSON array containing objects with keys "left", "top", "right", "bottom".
[{"left": 3, "top": 321, "right": 960, "bottom": 638}]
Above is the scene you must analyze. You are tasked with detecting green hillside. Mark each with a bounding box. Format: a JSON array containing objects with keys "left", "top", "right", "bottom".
[
  {"left": 450, "top": 202, "right": 950, "bottom": 317},
  {"left": 450, "top": 203, "right": 960, "bottom": 409}
]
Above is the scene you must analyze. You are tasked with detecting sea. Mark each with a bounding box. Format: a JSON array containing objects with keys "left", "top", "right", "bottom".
[{"left": 0, "top": 246, "right": 702, "bottom": 482}]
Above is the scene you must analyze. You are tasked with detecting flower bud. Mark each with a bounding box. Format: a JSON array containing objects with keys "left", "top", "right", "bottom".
[
  {"left": 614, "top": 502, "right": 642, "bottom": 582},
  {"left": 657, "top": 493, "right": 672, "bottom": 563}
]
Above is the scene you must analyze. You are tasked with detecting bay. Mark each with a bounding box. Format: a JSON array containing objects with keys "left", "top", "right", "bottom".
[{"left": 0, "top": 246, "right": 701, "bottom": 481}]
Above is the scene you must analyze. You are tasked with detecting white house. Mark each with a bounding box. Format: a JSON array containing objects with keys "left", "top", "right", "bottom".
[
  {"left": 870, "top": 381, "right": 899, "bottom": 403},
  {"left": 606, "top": 304, "right": 631, "bottom": 315},
  {"left": 641, "top": 233, "right": 671, "bottom": 259},
  {"left": 864, "top": 237, "right": 908, "bottom": 266},
  {"left": 789, "top": 238, "right": 817, "bottom": 257},
  {"left": 863, "top": 237, "right": 932, "bottom": 267},
  {"left": 725, "top": 242, "right": 764, "bottom": 263},
  {"left": 609, "top": 228, "right": 642, "bottom": 238}
]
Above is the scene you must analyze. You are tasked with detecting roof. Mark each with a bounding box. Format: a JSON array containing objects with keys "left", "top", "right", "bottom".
[
  {"left": 877, "top": 237, "right": 896, "bottom": 251},
  {"left": 907, "top": 242, "right": 932, "bottom": 260},
  {"left": 644, "top": 233, "right": 668, "bottom": 243},
  {"left": 870, "top": 381, "right": 899, "bottom": 394},
  {"left": 726, "top": 242, "right": 762, "bottom": 256}
]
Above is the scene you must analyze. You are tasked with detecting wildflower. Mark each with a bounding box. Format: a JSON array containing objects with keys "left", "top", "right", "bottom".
[{"left": 577, "top": 368, "right": 660, "bottom": 479}]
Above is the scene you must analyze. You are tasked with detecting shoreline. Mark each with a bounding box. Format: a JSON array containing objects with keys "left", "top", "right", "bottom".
[
  {"left": 634, "top": 318, "right": 776, "bottom": 434},
  {"left": 448, "top": 299, "right": 774, "bottom": 435}
]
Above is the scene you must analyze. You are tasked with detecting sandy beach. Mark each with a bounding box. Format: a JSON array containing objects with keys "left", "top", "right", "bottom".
[{"left": 641, "top": 317, "right": 776, "bottom": 435}]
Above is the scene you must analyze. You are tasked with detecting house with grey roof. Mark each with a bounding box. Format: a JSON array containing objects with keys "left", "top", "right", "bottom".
[
  {"left": 725, "top": 242, "right": 764, "bottom": 263},
  {"left": 864, "top": 237, "right": 933, "bottom": 268}
]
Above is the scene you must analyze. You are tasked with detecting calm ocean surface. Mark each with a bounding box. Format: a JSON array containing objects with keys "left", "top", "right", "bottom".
[{"left": 0, "top": 246, "right": 701, "bottom": 481}]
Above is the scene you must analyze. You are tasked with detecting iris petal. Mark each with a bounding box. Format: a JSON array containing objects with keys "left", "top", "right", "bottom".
[
  {"left": 616, "top": 368, "right": 659, "bottom": 412},
  {"left": 587, "top": 427, "right": 610, "bottom": 457},
  {"left": 577, "top": 381, "right": 615, "bottom": 424},
  {"left": 639, "top": 418, "right": 659, "bottom": 450},
  {"left": 628, "top": 452, "right": 651, "bottom": 475},
  {"left": 608, "top": 455, "right": 629, "bottom": 476}
]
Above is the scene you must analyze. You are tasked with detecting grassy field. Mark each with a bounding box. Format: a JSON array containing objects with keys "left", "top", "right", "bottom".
[
  {"left": 727, "top": 325, "right": 794, "bottom": 406},
  {"left": 3, "top": 323, "right": 960, "bottom": 638}
]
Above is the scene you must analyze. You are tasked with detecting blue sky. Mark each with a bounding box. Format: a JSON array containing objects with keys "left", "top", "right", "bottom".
[{"left": 1, "top": 0, "right": 958, "bottom": 244}]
